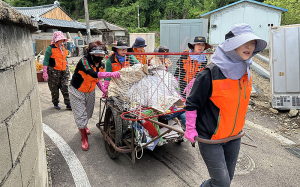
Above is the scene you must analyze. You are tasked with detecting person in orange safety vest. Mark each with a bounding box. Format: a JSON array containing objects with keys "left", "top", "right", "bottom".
[
  {"left": 43, "top": 31, "right": 71, "bottom": 110},
  {"left": 148, "top": 46, "right": 172, "bottom": 68},
  {"left": 103, "top": 40, "right": 140, "bottom": 98},
  {"left": 184, "top": 23, "right": 267, "bottom": 187},
  {"left": 132, "top": 37, "right": 147, "bottom": 65},
  {"left": 69, "top": 41, "right": 120, "bottom": 151},
  {"left": 174, "top": 36, "right": 211, "bottom": 98}
]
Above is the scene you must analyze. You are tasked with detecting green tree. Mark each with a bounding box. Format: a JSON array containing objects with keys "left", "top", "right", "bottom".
[
  {"left": 4, "top": 0, "right": 53, "bottom": 7},
  {"left": 102, "top": 3, "right": 143, "bottom": 28},
  {"left": 264, "top": 0, "right": 300, "bottom": 25},
  {"left": 4, "top": 0, "right": 268, "bottom": 32}
]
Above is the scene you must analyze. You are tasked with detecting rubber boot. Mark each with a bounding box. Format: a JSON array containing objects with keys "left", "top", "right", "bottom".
[
  {"left": 86, "top": 126, "right": 91, "bottom": 135},
  {"left": 79, "top": 128, "right": 89, "bottom": 151}
]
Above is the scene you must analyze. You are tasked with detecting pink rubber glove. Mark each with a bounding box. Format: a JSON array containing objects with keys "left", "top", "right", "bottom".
[
  {"left": 97, "top": 72, "right": 120, "bottom": 79},
  {"left": 184, "top": 110, "right": 198, "bottom": 143},
  {"left": 100, "top": 80, "right": 110, "bottom": 98},
  {"left": 96, "top": 81, "right": 104, "bottom": 91},
  {"left": 175, "top": 77, "right": 178, "bottom": 81},
  {"left": 42, "top": 66, "right": 48, "bottom": 81},
  {"left": 102, "top": 93, "right": 108, "bottom": 98},
  {"left": 97, "top": 81, "right": 108, "bottom": 98},
  {"left": 183, "top": 78, "right": 195, "bottom": 97}
]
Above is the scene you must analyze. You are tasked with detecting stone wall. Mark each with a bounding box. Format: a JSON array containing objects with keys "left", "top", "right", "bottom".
[{"left": 0, "top": 2, "right": 48, "bottom": 187}]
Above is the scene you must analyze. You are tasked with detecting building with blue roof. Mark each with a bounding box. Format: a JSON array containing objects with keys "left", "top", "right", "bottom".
[{"left": 200, "top": 0, "right": 288, "bottom": 47}]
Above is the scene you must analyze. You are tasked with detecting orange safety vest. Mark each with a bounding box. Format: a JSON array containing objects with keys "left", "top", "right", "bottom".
[
  {"left": 99, "top": 66, "right": 105, "bottom": 72},
  {"left": 49, "top": 44, "right": 68, "bottom": 71},
  {"left": 183, "top": 56, "right": 204, "bottom": 83},
  {"left": 133, "top": 48, "right": 147, "bottom": 65},
  {"left": 109, "top": 52, "right": 130, "bottom": 72},
  {"left": 208, "top": 64, "right": 252, "bottom": 140},
  {"left": 77, "top": 58, "right": 100, "bottom": 93}
]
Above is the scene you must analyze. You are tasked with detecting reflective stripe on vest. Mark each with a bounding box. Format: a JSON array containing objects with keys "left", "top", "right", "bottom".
[
  {"left": 208, "top": 64, "right": 252, "bottom": 140},
  {"left": 77, "top": 58, "right": 99, "bottom": 93},
  {"left": 183, "top": 56, "right": 203, "bottom": 83},
  {"left": 50, "top": 44, "right": 68, "bottom": 71},
  {"left": 109, "top": 52, "right": 130, "bottom": 72}
]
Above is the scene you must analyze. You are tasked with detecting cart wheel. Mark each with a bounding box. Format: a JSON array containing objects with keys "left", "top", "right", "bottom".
[{"left": 104, "top": 107, "right": 123, "bottom": 159}]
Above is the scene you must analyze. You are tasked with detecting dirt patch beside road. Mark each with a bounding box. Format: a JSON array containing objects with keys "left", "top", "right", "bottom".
[
  {"left": 253, "top": 56, "right": 269, "bottom": 71},
  {"left": 250, "top": 50, "right": 300, "bottom": 139},
  {"left": 211, "top": 48, "right": 300, "bottom": 141},
  {"left": 250, "top": 69, "right": 270, "bottom": 96},
  {"left": 259, "top": 49, "right": 269, "bottom": 58}
]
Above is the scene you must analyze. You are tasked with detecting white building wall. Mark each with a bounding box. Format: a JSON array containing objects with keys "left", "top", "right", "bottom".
[
  {"left": 209, "top": 2, "right": 282, "bottom": 46},
  {"left": 129, "top": 33, "right": 155, "bottom": 52}
]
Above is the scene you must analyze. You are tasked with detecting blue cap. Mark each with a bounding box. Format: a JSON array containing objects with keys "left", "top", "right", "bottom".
[{"left": 132, "top": 37, "right": 147, "bottom": 48}]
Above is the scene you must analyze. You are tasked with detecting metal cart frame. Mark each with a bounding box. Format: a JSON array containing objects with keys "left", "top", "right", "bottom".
[
  {"left": 96, "top": 52, "right": 244, "bottom": 163},
  {"left": 96, "top": 98, "right": 185, "bottom": 163}
]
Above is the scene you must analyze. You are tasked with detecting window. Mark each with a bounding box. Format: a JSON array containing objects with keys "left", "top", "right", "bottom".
[{"left": 76, "top": 39, "right": 84, "bottom": 47}]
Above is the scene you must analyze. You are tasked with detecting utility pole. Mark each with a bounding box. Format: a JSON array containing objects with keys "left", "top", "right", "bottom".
[
  {"left": 84, "top": 0, "right": 91, "bottom": 44},
  {"left": 137, "top": 2, "right": 140, "bottom": 28}
]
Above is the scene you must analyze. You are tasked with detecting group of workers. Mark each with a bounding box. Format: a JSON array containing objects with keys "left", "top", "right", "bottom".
[{"left": 42, "top": 23, "right": 267, "bottom": 187}]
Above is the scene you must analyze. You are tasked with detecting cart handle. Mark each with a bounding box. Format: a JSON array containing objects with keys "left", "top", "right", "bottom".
[
  {"left": 194, "top": 130, "right": 245, "bottom": 144},
  {"left": 120, "top": 108, "right": 185, "bottom": 121}
]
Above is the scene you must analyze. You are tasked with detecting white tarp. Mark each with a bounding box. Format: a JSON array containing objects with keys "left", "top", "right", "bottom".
[{"left": 126, "top": 66, "right": 181, "bottom": 112}]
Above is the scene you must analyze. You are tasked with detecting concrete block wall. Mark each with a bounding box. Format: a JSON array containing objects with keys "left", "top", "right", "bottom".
[{"left": 0, "top": 2, "right": 48, "bottom": 187}]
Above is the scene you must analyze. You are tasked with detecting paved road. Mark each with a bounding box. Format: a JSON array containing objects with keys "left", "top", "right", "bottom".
[{"left": 39, "top": 82, "right": 300, "bottom": 187}]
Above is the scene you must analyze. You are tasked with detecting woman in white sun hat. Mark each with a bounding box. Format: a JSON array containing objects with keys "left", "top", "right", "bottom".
[{"left": 184, "top": 23, "right": 267, "bottom": 187}]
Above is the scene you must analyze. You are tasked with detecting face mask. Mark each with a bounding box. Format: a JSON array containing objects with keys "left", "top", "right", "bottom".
[{"left": 92, "top": 55, "right": 103, "bottom": 63}]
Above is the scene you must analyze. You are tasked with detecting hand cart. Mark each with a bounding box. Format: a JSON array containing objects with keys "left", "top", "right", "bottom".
[{"left": 96, "top": 52, "right": 212, "bottom": 163}]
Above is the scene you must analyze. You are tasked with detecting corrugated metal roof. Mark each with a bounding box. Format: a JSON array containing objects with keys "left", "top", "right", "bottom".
[
  {"left": 14, "top": 4, "right": 56, "bottom": 18},
  {"left": 37, "top": 17, "right": 97, "bottom": 30},
  {"left": 89, "top": 19, "right": 126, "bottom": 31},
  {"left": 14, "top": 3, "right": 76, "bottom": 21},
  {"left": 200, "top": 0, "right": 288, "bottom": 18}
]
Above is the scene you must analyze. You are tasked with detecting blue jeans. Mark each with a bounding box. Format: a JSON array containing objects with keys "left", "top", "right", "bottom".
[
  {"left": 198, "top": 138, "right": 241, "bottom": 187},
  {"left": 178, "top": 112, "right": 186, "bottom": 128},
  {"left": 159, "top": 111, "right": 186, "bottom": 128}
]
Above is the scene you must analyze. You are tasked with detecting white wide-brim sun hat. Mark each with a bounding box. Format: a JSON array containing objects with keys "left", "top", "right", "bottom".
[
  {"left": 89, "top": 50, "right": 105, "bottom": 55},
  {"left": 222, "top": 23, "right": 267, "bottom": 53}
]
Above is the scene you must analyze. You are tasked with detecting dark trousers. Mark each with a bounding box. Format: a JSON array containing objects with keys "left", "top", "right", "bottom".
[
  {"left": 198, "top": 138, "right": 241, "bottom": 187},
  {"left": 47, "top": 66, "right": 70, "bottom": 106},
  {"left": 158, "top": 111, "right": 186, "bottom": 128}
]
